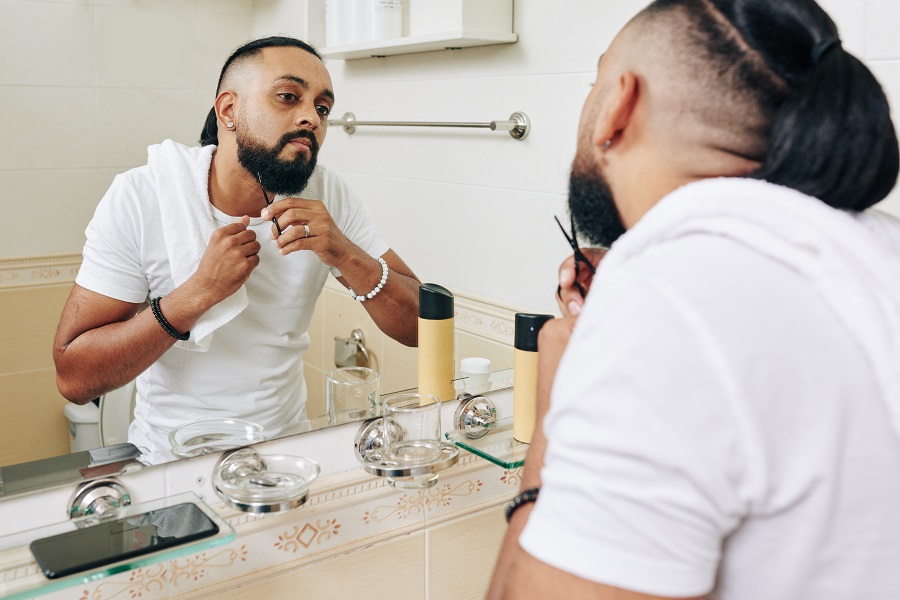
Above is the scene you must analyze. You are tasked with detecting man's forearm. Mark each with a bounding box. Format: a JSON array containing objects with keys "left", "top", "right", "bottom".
[
  {"left": 360, "top": 270, "right": 419, "bottom": 346},
  {"left": 336, "top": 248, "right": 420, "bottom": 347},
  {"left": 54, "top": 284, "right": 214, "bottom": 403}
]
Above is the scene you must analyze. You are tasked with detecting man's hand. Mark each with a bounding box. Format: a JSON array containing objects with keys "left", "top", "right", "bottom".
[
  {"left": 262, "top": 198, "right": 353, "bottom": 267},
  {"left": 187, "top": 216, "right": 260, "bottom": 307},
  {"left": 557, "top": 248, "right": 607, "bottom": 317}
]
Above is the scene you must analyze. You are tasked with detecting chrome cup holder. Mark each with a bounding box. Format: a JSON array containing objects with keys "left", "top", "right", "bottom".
[{"left": 356, "top": 406, "right": 459, "bottom": 490}]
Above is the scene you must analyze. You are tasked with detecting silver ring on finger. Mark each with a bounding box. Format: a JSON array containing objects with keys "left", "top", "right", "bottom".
[{"left": 303, "top": 224, "right": 310, "bottom": 238}]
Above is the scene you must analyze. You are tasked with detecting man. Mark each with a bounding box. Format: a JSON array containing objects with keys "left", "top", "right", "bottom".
[
  {"left": 53, "top": 37, "right": 419, "bottom": 461},
  {"left": 490, "top": 0, "right": 900, "bottom": 598}
]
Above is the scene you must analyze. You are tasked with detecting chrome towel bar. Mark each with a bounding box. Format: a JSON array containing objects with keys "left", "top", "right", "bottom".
[{"left": 328, "top": 111, "right": 530, "bottom": 140}]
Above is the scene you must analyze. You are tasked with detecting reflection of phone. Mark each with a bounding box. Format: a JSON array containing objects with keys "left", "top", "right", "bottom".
[{"left": 30, "top": 502, "right": 219, "bottom": 579}]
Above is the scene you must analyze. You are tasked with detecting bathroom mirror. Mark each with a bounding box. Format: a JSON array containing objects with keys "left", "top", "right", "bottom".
[{"left": 0, "top": 1, "right": 531, "bottom": 498}]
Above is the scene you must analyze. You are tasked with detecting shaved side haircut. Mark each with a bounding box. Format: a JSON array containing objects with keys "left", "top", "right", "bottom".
[
  {"left": 199, "top": 36, "right": 323, "bottom": 147},
  {"left": 640, "top": 0, "right": 898, "bottom": 211}
]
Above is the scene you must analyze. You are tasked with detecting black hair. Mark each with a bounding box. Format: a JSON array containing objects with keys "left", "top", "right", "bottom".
[
  {"left": 648, "top": 0, "right": 898, "bottom": 211},
  {"left": 199, "top": 36, "right": 323, "bottom": 147}
]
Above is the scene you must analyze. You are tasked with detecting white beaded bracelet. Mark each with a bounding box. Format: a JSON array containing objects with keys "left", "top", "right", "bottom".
[{"left": 349, "top": 256, "right": 389, "bottom": 302}]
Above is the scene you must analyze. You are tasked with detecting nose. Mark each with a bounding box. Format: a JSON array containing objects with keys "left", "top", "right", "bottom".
[{"left": 294, "top": 101, "right": 321, "bottom": 130}]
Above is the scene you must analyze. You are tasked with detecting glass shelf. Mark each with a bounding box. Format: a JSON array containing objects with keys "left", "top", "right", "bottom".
[
  {"left": 445, "top": 418, "right": 528, "bottom": 469},
  {"left": 0, "top": 492, "right": 235, "bottom": 600}
]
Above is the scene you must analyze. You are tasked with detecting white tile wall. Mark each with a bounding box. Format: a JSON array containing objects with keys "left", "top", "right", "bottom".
[
  {"left": 0, "top": 0, "right": 255, "bottom": 258},
  {"left": 322, "top": 0, "right": 900, "bottom": 313},
  {"left": 3, "top": 0, "right": 900, "bottom": 313}
]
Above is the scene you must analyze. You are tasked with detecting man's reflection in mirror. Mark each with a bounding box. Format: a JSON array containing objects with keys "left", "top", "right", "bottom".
[{"left": 53, "top": 37, "right": 420, "bottom": 465}]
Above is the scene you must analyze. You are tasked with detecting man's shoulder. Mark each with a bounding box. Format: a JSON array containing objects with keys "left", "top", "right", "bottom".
[
  {"left": 104, "top": 163, "right": 158, "bottom": 206},
  {"left": 307, "top": 163, "right": 355, "bottom": 205}
]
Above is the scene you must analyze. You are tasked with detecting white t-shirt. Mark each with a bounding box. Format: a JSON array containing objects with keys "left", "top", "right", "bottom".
[
  {"left": 76, "top": 158, "right": 388, "bottom": 458},
  {"left": 521, "top": 226, "right": 900, "bottom": 598}
]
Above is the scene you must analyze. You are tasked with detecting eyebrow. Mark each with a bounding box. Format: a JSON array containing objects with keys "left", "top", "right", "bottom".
[{"left": 273, "top": 75, "right": 335, "bottom": 103}]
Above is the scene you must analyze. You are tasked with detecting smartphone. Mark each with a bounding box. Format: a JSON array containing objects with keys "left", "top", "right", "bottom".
[{"left": 30, "top": 502, "right": 220, "bottom": 579}]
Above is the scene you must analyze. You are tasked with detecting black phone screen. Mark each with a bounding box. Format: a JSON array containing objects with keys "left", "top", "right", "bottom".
[{"left": 29, "top": 502, "right": 220, "bottom": 579}]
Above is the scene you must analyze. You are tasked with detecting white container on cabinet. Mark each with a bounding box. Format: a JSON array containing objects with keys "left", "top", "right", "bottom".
[
  {"left": 321, "top": 0, "right": 515, "bottom": 60},
  {"left": 371, "top": 0, "right": 403, "bottom": 41},
  {"left": 408, "top": 0, "right": 511, "bottom": 36}
]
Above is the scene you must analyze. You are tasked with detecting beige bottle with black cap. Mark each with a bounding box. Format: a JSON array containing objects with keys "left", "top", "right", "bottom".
[
  {"left": 418, "top": 283, "right": 456, "bottom": 402},
  {"left": 513, "top": 313, "right": 554, "bottom": 443}
]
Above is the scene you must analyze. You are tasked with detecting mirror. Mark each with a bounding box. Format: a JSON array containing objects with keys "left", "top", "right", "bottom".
[{"left": 0, "top": 1, "right": 519, "bottom": 496}]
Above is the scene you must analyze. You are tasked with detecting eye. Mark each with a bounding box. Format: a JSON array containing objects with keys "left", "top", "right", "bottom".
[
  {"left": 278, "top": 92, "right": 298, "bottom": 102},
  {"left": 317, "top": 105, "right": 332, "bottom": 117}
]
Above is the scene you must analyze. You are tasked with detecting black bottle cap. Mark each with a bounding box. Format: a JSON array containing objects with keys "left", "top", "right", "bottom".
[
  {"left": 514, "top": 313, "right": 554, "bottom": 352},
  {"left": 419, "top": 283, "right": 454, "bottom": 320}
]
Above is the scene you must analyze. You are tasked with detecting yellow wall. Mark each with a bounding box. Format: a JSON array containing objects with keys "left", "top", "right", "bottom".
[{"left": 0, "top": 274, "right": 74, "bottom": 467}]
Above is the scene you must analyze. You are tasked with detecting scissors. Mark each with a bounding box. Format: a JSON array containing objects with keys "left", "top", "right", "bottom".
[
  {"left": 257, "top": 172, "right": 284, "bottom": 236},
  {"left": 554, "top": 214, "right": 596, "bottom": 299}
]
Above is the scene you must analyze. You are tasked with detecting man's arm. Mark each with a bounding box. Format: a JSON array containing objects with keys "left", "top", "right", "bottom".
[
  {"left": 488, "top": 316, "right": 708, "bottom": 600},
  {"left": 334, "top": 249, "right": 419, "bottom": 347},
  {"left": 505, "top": 551, "right": 706, "bottom": 600},
  {"left": 54, "top": 218, "right": 261, "bottom": 403},
  {"left": 263, "top": 199, "right": 420, "bottom": 346}
]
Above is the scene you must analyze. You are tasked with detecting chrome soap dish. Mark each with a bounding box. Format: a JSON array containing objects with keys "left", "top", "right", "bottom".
[{"left": 212, "top": 447, "right": 319, "bottom": 514}]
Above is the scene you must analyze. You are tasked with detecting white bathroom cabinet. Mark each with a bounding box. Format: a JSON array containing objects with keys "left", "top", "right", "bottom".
[{"left": 321, "top": 0, "right": 517, "bottom": 60}]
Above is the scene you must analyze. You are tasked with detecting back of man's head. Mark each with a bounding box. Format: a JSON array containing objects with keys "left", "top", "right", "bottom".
[
  {"left": 630, "top": 0, "right": 898, "bottom": 211},
  {"left": 199, "top": 36, "right": 322, "bottom": 147}
]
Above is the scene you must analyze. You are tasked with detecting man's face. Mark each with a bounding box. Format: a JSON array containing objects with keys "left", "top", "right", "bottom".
[
  {"left": 236, "top": 47, "right": 334, "bottom": 196},
  {"left": 568, "top": 56, "right": 627, "bottom": 248}
]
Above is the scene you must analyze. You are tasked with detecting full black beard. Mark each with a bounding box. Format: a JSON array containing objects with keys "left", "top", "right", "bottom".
[
  {"left": 567, "top": 163, "right": 627, "bottom": 249},
  {"left": 236, "top": 125, "right": 319, "bottom": 196}
]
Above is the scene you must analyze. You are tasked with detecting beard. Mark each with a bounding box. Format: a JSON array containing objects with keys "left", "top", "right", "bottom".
[
  {"left": 567, "top": 154, "right": 627, "bottom": 249},
  {"left": 236, "top": 120, "right": 319, "bottom": 196}
]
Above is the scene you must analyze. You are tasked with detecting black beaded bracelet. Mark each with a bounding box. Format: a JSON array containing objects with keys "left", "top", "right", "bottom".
[
  {"left": 505, "top": 486, "right": 540, "bottom": 523},
  {"left": 150, "top": 297, "right": 190, "bottom": 341}
]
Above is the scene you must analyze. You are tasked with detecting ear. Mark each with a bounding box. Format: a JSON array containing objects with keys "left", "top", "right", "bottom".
[
  {"left": 592, "top": 70, "right": 639, "bottom": 150},
  {"left": 214, "top": 91, "right": 237, "bottom": 128}
]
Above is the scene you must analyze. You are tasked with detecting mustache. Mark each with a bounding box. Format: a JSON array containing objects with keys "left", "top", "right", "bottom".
[{"left": 279, "top": 130, "right": 319, "bottom": 153}]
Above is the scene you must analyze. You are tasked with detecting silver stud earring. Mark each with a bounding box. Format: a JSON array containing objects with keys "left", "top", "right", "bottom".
[
  {"left": 601, "top": 139, "right": 612, "bottom": 150},
  {"left": 226, "top": 122, "right": 234, "bottom": 129}
]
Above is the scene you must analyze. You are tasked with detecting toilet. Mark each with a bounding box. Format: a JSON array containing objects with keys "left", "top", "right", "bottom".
[
  {"left": 63, "top": 402, "right": 101, "bottom": 453},
  {"left": 62, "top": 381, "right": 136, "bottom": 453}
]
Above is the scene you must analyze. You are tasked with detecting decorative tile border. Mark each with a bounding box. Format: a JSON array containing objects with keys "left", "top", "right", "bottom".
[
  {"left": 0, "top": 253, "right": 80, "bottom": 290},
  {"left": 40, "top": 456, "right": 519, "bottom": 600}
]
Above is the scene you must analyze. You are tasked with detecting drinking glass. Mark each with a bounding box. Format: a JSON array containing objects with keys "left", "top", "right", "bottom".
[
  {"left": 326, "top": 367, "right": 380, "bottom": 425},
  {"left": 381, "top": 392, "right": 443, "bottom": 488}
]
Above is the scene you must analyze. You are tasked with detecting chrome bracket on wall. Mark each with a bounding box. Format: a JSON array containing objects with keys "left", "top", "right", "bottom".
[
  {"left": 454, "top": 393, "right": 497, "bottom": 439},
  {"left": 68, "top": 477, "right": 131, "bottom": 520}
]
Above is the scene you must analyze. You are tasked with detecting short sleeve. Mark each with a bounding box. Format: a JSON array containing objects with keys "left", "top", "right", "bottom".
[
  {"left": 519, "top": 271, "right": 748, "bottom": 597},
  {"left": 318, "top": 169, "right": 389, "bottom": 278},
  {"left": 75, "top": 173, "right": 150, "bottom": 303}
]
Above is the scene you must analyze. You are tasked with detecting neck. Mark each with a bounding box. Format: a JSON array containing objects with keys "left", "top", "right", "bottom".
[
  {"left": 613, "top": 145, "right": 760, "bottom": 228},
  {"left": 208, "top": 146, "right": 268, "bottom": 218}
]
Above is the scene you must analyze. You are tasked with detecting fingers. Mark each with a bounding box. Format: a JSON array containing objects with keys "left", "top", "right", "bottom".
[
  {"left": 261, "top": 197, "right": 321, "bottom": 222},
  {"left": 558, "top": 256, "right": 577, "bottom": 288},
  {"left": 216, "top": 215, "right": 250, "bottom": 236},
  {"left": 557, "top": 287, "right": 585, "bottom": 318}
]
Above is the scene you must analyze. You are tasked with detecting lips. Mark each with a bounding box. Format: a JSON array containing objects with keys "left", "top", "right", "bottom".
[{"left": 287, "top": 138, "right": 312, "bottom": 152}]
